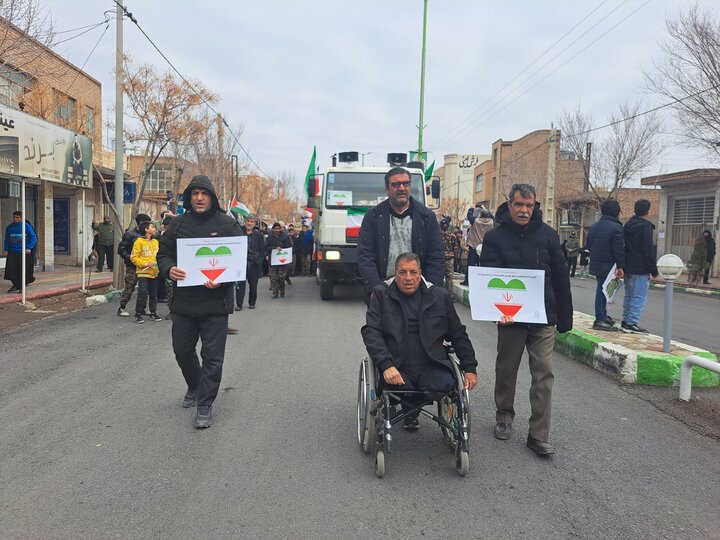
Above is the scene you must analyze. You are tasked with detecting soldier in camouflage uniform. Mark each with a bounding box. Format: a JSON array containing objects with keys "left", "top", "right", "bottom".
[
  {"left": 117, "top": 213, "right": 152, "bottom": 317},
  {"left": 440, "top": 219, "right": 459, "bottom": 290}
]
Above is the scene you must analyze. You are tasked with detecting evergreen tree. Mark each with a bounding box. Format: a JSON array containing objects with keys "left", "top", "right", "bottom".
[{"left": 687, "top": 235, "right": 707, "bottom": 285}]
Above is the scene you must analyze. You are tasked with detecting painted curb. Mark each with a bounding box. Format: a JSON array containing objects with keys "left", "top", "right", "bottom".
[
  {"left": 86, "top": 295, "right": 109, "bottom": 307},
  {"left": 0, "top": 278, "right": 114, "bottom": 305},
  {"left": 453, "top": 282, "right": 718, "bottom": 388}
]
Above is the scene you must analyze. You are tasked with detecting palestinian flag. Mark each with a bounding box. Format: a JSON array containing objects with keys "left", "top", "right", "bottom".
[{"left": 228, "top": 194, "right": 251, "bottom": 217}]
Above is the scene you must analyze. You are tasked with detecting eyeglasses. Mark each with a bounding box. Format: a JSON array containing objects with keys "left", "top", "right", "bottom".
[{"left": 389, "top": 181, "right": 411, "bottom": 189}]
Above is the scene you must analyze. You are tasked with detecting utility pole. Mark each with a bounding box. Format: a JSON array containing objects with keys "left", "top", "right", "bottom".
[
  {"left": 545, "top": 129, "right": 558, "bottom": 229},
  {"left": 416, "top": 0, "right": 428, "bottom": 163},
  {"left": 217, "top": 114, "right": 225, "bottom": 206},
  {"left": 113, "top": 1, "right": 125, "bottom": 290}
]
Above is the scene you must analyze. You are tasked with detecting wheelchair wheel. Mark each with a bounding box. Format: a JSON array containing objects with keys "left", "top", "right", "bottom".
[
  {"left": 375, "top": 450, "right": 385, "bottom": 478},
  {"left": 456, "top": 449, "right": 469, "bottom": 476},
  {"left": 438, "top": 360, "right": 471, "bottom": 450},
  {"left": 356, "top": 357, "right": 377, "bottom": 454}
]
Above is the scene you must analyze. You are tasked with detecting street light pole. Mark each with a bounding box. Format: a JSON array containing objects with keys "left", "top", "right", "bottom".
[
  {"left": 416, "top": 0, "right": 428, "bottom": 163},
  {"left": 113, "top": 1, "right": 125, "bottom": 290},
  {"left": 360, "top": 152, "right": 371, "bottom": 166}
]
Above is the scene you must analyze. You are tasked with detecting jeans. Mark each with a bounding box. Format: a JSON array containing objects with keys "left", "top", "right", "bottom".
[
  {"left": 622, "top": 274, "right": 649, "bottom": 326},
  {"left": 594, "top": 273, "right": 608, "bottom": 322}
]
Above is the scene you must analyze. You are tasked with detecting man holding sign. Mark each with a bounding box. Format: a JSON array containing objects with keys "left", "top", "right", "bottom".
[
  {"left": 479, "top": 183, "right": 572, "bottom": 456},
  {"left": 158, "top": 175, "right": 242, "bottom": 429},
  {"left": 265, "top": 222, "right": 292, "bottom": 299}
]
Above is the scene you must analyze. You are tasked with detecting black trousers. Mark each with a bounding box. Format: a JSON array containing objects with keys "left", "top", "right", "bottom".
[
  {"left": 135, "top": 277, "right": 158, "bottom": 315},
  {"left": 566, "top": 256, "right": 577, "bottom": 277},
  {"left": 236, "top": 263, "right": 260, "bottom": 307},
  {"left": 171, "top": 312, "right": 229, "bottom": 407},
  {"left": 381, "top": 361, "right": 456, "bottom": 418},
  {"left": 96, "top": 244, "right": 114, "bottom": 271}
]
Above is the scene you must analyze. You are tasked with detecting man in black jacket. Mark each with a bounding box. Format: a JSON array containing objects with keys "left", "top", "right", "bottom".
[
  {"left": 586, "top": 199, "right": 625, "bottom": 331},
  {"left": 621, "top": 200, "right": 658, "bottom": 334},
  {"left": 265, "top": 222, "right": 292, "bottom": 299},
  {"left": 116, "top": 213, "right": 152, "bottom": 317},
  {"left": 357, "top": 167, "right": 444, "bottom": 297},
  {"left": 479, "top": 183, "right": 572, "bottom": 456},
  {"left": 158, "top": 175, "right": 242, "bottom": 429},
  {"left": 235, "top": 215, "right": 264, "bottom": 310},
  {"left": 703, "top": 230, "right": 716, "bottom": 285},
  {"left": 361, "top": 252, "right": 477, "bottom": 430}
]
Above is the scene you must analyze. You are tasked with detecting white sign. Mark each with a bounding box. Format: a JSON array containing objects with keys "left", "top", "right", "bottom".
[
  {"left": 602, "top": 264, "right": 624, "bottom": 303},
  {"left": 0, "top": 103, "right": 93, "bottom": 187},
  {"left": 176, "top": 236, "right": 247, "bottom": 287},
  {"left": 270, "top": 246, "right": 293, "bottom": 266},
  {"left": 327, "top": 190, "right": 353, "bottom": 206},
  {"left": 468, "top": 266, "right": 547, "bottom": 324}
]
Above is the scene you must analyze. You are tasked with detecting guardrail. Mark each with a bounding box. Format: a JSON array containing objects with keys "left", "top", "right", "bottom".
[{"left": 679, "top": 355, "right": 720, "bottom": 402}]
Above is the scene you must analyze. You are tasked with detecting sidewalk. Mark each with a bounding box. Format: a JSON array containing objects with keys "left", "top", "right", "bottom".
[
  {"left": 452, "top": 281, "right": 718, "bottom": 389},
  {"left": 649, "top": 272, "right": 720, "bottom": 297},
  {"left": 0, "top": 264, "right": 114, "bottom": 306}
]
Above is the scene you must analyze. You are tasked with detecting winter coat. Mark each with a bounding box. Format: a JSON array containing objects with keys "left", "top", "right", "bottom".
[
  {"left": 92, "top": 222, "right": 114, "bottom": 245},
  {"left": 361, "top": 279, "right": 477, "bottom": 375},
  {"left": 130, "top": 237, "right": 159, "bottom": 279},
  {"left": 118, "top": 227, "right": 143, "bottom": 267},
  {"left": 466, "top": 217, "right": 494, "bottom": 249},
  {"left": 623, "top": 216, "right": 658, "bottom": 277},
  {"left": 244, "top": 228, "right": 265, "bottom": 267},
  {"left": 297, "top": 230, "right": 314, "bottom": 255},
  {"left": 265, "top": 231, "right": 292, "bottom": 265},
  {"left": 357, "top": 197, "right": 444, "bottom": 295},
  {"left": 705, "top": 235, "right": 716, "bottom": 262},
  {"left": 479, "top": 201, "right": 573, "bottom": 332},
  {"left": 4, "top": 221, "right": 37, "bottom": 253},
  {"left": 586, "top": 215, "right": 625, "bottom": 278},
  {"left": 157, "top": 175, "right": 242, "bottom": 318}
]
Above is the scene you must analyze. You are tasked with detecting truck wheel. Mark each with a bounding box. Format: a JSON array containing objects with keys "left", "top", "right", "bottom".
[{"left": 320, "top": 269, "right": 334, "bottom": 300}]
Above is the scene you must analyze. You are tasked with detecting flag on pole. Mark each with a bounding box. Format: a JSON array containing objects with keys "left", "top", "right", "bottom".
[
  {"left": 424, "top": 160, "right": 435, "bottom": 185},
  {"left": 303, "top": 146, "right": 317, "bottom": 198},
  {"left": 227, "top": 193, "right": 251, "bottom": 217}
]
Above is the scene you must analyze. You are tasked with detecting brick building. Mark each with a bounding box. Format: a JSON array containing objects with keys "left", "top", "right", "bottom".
[{"left": 0, "top": 18, "right": 126, "bottom": 271}]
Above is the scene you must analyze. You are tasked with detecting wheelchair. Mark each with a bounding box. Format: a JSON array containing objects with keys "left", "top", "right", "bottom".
[{"left": 356, "top": 349, "right": 471, "bottom": 478}]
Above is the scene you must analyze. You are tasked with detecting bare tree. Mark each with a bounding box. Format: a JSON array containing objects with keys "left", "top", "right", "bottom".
[
  {"left": 437, "top": 196, "right": 464, "bottom": 226},
  {"left": 646, "top": 4, "right": 720, "bottom": 162},
  {"left": 0, "top": 1, "right": 55, "bottom": 73},
  {"left": 559, "top": 102, "right": 662, "bottom": 202}
]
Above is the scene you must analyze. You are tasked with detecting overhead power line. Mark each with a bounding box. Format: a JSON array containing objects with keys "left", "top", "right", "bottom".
[{"left": 111, "top": 0, "right": 270, "bottom": 179}]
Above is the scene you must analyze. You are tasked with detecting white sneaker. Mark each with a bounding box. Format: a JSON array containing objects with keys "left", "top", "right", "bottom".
[{"left": 117, "top": 307, "right": 130, "bottom": 317}]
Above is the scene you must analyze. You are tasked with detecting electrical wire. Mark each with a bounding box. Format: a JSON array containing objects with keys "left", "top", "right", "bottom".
[
  {"left": 111, "top": 0, "right": 270, "bottom": 179},
  {"left": 54, "top": 20, "right": 109, "bottom": 45},
  {"left": 63, "top": 22, "right": 110, "bottom": 94}
]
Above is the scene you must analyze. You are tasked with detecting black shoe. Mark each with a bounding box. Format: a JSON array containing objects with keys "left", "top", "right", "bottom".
[
  {"left": 248, "top": 304, "right": 256, "bottom": 309},
  {"left": 272, "top": 292, "right": 279, "bottom": 299},
  {"left": 157, "top": 298, "right": 168, "bottom": 303},
  {"left": 403, "top": 416, "right": 419, "bottom": 431},
  {"left": 135, "top": 314, "right": 144, "bottom": 324},
  {"left": 148, "top": 313, "right": 162, "bottom": 322},
  {"left": 164, "top": 313, "right": 172, "bottom": 320},
  {"left": 605, "top": 315, "right": 616, "bottom": 326},
  {"left": 621, "top": 321, "right": 648, "bottom": 334},
  {"left": 227, "top": 326, "right": 239, "bottom": 335},
  {"left": 280, "top": 290, "right": 285, "bottom": 298},
  {"left": 592, "top": 320, "right": 617, "bottom": 332},
  {"left": 194, "top": 405, "right": 213, "bottom": 428},
  {"left": 182, "top": 389, "right": 197, "bottom": 408},
  {"left": 235, "top": 305, "right": 243, "bottom": 311},
  {"left": 286, "top": 277, "right": 292, "bottom": 285},
  {"left": 459, "top": 281, "right": 468, "bottom": 286},
  {"left": 527, "top": 435, "right": 554, "bottom": 456},
  {"left": 7, "top": 286, "right": 19, "bottom": 293},
  {"left": 493, "top": 422, "right": 512, "bottom": 440}
]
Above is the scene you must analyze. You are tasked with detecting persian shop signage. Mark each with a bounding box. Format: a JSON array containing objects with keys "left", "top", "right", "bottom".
[{"left": 0, "top": 103, "right": 93, "bottom": 188}]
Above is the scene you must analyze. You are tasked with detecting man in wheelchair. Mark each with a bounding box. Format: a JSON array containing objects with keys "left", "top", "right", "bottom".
[{"left": 361, "top": 252, "right": 478, "bottom": 431}]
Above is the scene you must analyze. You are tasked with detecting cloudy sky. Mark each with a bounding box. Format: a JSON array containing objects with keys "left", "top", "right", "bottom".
[{"left": 50, "top": 0, "right": 718, "bottom": 191}]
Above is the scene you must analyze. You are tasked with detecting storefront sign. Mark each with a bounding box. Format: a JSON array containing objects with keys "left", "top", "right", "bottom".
[{"left": 0, "top": 103, "right": 93, "bottom": 188}]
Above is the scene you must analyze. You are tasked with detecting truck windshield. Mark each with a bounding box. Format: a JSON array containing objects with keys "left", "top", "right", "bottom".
[{"left": 325, "top": 171, "right": 424, "bottom": 209}]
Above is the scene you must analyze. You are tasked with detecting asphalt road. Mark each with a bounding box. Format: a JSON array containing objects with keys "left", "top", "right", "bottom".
[
  {"left": 2, "top": 276, "right": 719, "bottom": 538},
  {"left": 568, "top": 277, "right": 720, "bottom": 356}
]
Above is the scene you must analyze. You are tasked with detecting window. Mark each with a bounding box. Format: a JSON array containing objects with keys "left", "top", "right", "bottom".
[
  {"left": 493, "top": 148, "right": 498, "bottom": 168},
  {"left": 54, "top": 92, "right": 76, "bottom": 127},
  {"left": 145, "top": 164, "right": 173, "bottom": 192},
  {"left": 673, "top": 196, "right": 714, "bottom": 225},
  {"left": 0, "top": 65, "right": 33, "bottom": 107},
  {"left": 475, "top": 174, "right": 483, "bottom": 193},
  {"left": 85, "top": 106, "right": 95, "bottom": 137}
]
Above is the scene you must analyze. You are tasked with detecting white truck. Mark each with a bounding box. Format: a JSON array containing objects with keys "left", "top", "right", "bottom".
[{"left": 306, "top": 151, "right": 439, "bottom": 300}]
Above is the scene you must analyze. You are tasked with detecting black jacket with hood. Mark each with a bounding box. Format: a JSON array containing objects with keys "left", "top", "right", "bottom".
[
  {"left": 479, "top": 201, "right": 573, "bottom": 332},
  {"left": 357, "top": 197, "right": 444, "bottom": 295},
  {"left": 118, "top": 227, "right": 143, "bottom": 267},
  {"left": 623, "top": 216, "right": 658, "bottom": 276},
  {"left": 361, "top": 279, "right": 477, "bottom": 375},
  {"left": 158, "top": 175, "right": 242, "bottom": 317}
]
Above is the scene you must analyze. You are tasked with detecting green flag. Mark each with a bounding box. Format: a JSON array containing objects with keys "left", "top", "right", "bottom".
[
  {"left": 304, "top": 146, "right": 317, "bottom": 196},
  {"left": 424, "top": 160, "right": 435, "bottom": 184}
]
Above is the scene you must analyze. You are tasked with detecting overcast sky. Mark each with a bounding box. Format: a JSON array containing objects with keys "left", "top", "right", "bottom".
[{"left": 49, "top": 0, "right": 718, "bottom": 192}]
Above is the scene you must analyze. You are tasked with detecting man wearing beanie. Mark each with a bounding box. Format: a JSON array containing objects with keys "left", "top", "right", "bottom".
[
  {"left": 117, "top": 212, "right": 152, "bottom": 317},
  {"left": 158, "top": 175, "right": 242, "bottom": 429},
  {"left": 586, "top": 199, "right": 625, "bottom": 331}
]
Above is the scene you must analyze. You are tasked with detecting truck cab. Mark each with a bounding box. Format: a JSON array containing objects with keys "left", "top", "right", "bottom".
[{"left": 307, "top": 151, "right": 433, "bottom": 300}]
